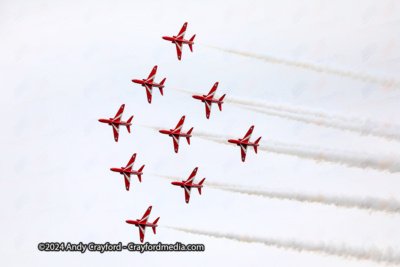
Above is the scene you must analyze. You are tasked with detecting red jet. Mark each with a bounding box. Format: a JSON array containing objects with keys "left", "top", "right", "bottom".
[
  {"left": 228, "top": 126, "right": 262, "bottom": 162},
  {"left": 192, "top": 82, "right": 226, "bottom": 119},
  {"left": 171, "top": 167, "right": 205, "bottom": 204},
  {"left": 98, "top": 104, "right": 133, "bottom": 142},
  {"left": 132, "top": 65, "right": 166, "bottom": 104},
  {"left": 110, "top": 153, "right": 145, "bottom": 191},
  {"left": 159, "top": 116, "right": 193, "bottom": 153},
  {"left": 162, "top": 22, "right": 195, "bottom": 60},
  {"left": 126, "top": 206, "right": 159, "bottom": 243}
]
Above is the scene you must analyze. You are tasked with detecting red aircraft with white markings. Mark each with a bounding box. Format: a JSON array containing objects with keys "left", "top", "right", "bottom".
[
  {"left": 126, "top": 206, "right": 159, "bottom": 243},
  {"left": 131, "top": 65, "right": 166, "bottom": 104},
  {"left": 110, "top": 153, "right": 145, "bottom": 191},
  {"left": 162, "top": 22, "right": 195, "bottom": 60},
  {"left": 98, "top": 104, "right": 133, "bottom": 142},
  {"left": 171, "top": 167, "right": 205, "bottom": 204},
  {"left": 159, "top": 116, "right": 193, "bottom": 153},
  {"left": 228, "top": 126, "right": 262, "bottom": 162},
  {"left": 192, "top": 82, "right": 226, "bottom": 119}
]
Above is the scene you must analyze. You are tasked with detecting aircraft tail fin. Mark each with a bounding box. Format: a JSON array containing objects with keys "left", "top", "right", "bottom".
[
  {"left": 152, "top": 217, "right": 160, "bottom": 234},
  {"left": 137, "top": 165, "right": 145, "bottom": 182},
  {"left": 198, "top": 178, "right": 205, "bottom": 194},
  {"left": 218, "top": 95, "right": 225, "bottom": 111},
  {"left": 126, "top": 116, "right": 133, "bottom": 133},
  {"left": 189, "top": 35, "right": 196, "bottom": 52},
  {"left": 186, "top": 127, "right": 193, "bottom": 144},
  {"left": 159, "top": 78, "right": 166, "bottom": 95},
  {"left": 138, "top": 165, "right": 145, "bottom": 172},
  {"left": 254, "top": 137, "right": 262, "bottom": 153}
]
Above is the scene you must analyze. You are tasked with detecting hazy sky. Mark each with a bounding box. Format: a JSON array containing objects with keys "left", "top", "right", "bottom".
[{"left": 1, "top": 0, "right": 400, "bottom": 266}]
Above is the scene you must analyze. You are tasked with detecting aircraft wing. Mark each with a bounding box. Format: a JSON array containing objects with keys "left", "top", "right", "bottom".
[
  {"left": 184, "top": 167, "right": 198, "bottom": 185},
  {"left": 125, "top": 153, "right": 136, "bottom": 171},
  {"left": 172, "top": 134, "right": 180, "bottom": 153},
  {"left": 206, "top": 82, "right": 218, "bottom": 98},
  {"left": 175, "top": 41, "right": 183, "bottom": 60},
  {"left": 140, "top": 206, "right": 152, "bottom": 223},
  {"left": 146, "top": 66, "right": 157, "bottom": 83},
  {"left": 144, "top": 84, "right": 153, "bottom": 104},
  {"left": 112, "top": 123, "right": 120, "bottom": 142},
  {"left": 242, "top": 126, "right": 254, "bottom": 142},
  {"left": 112, "top": 104, "right": 125, "bottom": 122},
  {"left": 240, "top": 144, "right": 248, "bottom": 162},
  {"left": 176, "top": 22, "right": 187, "bottom": 39},
  {"left": 173, "top": 116, "right": 185, "bottom": 133},
  {"left": 183, "top": 186, "right": 192, "bottom": 204},
  {"left": 138, "top": 225, "right": 146, "bottom": 243},
  {"left": 204, "top": 100, "right": 212, "bottom": 119},
  {"left": 123, "top": 173, "right": 131, "bottom": 191}
]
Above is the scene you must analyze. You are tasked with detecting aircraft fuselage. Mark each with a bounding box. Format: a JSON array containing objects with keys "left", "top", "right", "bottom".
[
  {"left": 131, "top": 79, "right": 164, "bottom": 88},
  {"left": 159, "top": 129, "right": 192, "bottom": 138},
  {"left": 192, "top": 95, "right": 223, "bottom": 104},
  {"left": 228, "top": 139, "right": 259, "bottom": 147},
  {"left": 110, "top": 168, "right": 143, "bottom": 176},
  {"left": 98, "top": 118, "right": 131, "bottom": 126},
  {"left": 125, "top": 220, "right": 157, "bottom": 228},
  {"left": 171, "top": 181, "right": 203, "bottom": 188},
  {"left": 162, "top": 36, "right": 193, "bottom": 45}
]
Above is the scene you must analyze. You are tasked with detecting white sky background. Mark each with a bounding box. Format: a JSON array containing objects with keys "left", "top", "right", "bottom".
[{"left": 1, "top": 0, "right": 400, "bottom": 266}]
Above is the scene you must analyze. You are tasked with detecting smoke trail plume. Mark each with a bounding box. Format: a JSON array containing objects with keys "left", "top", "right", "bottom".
[
  {"left": 203, "top": 45, "right": 400, "bottom": 88},
  {"left": 166, "top": 227, "right": 400, "bottom": 265},
  {"left": 141, "top": 123, "right": 400, "bottom": 173},
  {"left": 173, "top": 88, "right": 400, "bottom": 141},
  {"left": 195, "top": 134, "right": 400, "bottom": 173},
  {"left": 139, "top": 124, "right": 162, "bottom": 131},
  {"left": 152, "top": 174, "right": 400, "bottom": 214},
  {"left": 227, "top": 100, "right": 400, "bottom": 142},
  {"left": 212, "top": 186, "right": 400, "bottom": 214}
]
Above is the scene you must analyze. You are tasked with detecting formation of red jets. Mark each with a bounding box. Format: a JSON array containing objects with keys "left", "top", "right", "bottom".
[{"left": 98, "top": 23, "right": 261, "bottom": 243}]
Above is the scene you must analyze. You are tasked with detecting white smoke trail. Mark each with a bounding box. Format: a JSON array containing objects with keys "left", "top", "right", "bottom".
[
  {"left": 226, "top": 100, "right": 400, "bottom": 142},
  {"left": 212, "top": 186, "right": 400, "bottom": 214},
  {"left": 203, "top": 45, "right": 400, "bottom": 89},
  {"left": 141, "top": 124, "right": 400, "bottom": 173},
  {"left": 172, "top": 88, "right": 400, "bottom": 141},
  {"left": 195, "top": 134, "right": 400, "bottom": 173},
  {"left": 152, "top": 174, "right": 400, "bottom": 214},
  {"left": 139, "top": 124, "right": 163, "bottom": 131},
  {"left": 165, "top": 227, "right": 400, "bottom": 265},
  {"left": 258, "top": 140, "right": 400, "bottom": 173}
]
